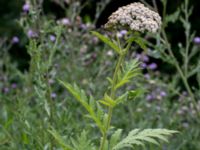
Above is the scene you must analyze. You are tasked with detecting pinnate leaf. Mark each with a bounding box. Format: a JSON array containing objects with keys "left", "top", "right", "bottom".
[
  {"left": 59, "top": 80, "right": 105, "bottom": 133},
  {"left": 112, "top": 129, "right": 178, "bottom": 150},
  {"left": 91, "top": 31, "right": 121, "bottom": 54}
]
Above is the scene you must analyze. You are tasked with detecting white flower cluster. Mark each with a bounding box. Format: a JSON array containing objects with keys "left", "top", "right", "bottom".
[{"left": 105, "top": 2, "right": 162, "bottom": 33}]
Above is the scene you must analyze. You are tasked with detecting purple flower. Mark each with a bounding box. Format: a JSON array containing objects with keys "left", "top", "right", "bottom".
[
  {"left": 140, "top": 63, "right": 147, "bottom": 69},
  {"left": 11, "top": 83, "right": 17, "bottom": 89},
  {"left": 141, "top": 55, "right": 149, "bottom": 62},
  {"left": 148, "top": 63, "right": 157, "bottom": 70},
  {"left": 120, "top": 30, "right": 127, "bottom": 35},
  {"left": 160, "top": 91, "right": 167, "bottom": 97},
  {"left": 49, "top": 35, "right": 56, "bottom": 42},
  {"left": 51, "top": 93, "right": 57, "bottom": 99},
  {"left": 80, "top": 24, "right": 87, "bottom": 30},
  {"left": 12, "top": 36, "right": 19, "bottom": 44},
  {"left": 117, "top": 30, "right": 127, "bottom": 38},
  {"left": 23, "top": 3, "right": 30, "bottom": 12},
  {"left": 61, "top": 18, "right": 70, "bottom": 25},
  {"left": 3, "top": 87, "right": 9, "bottom": 93},
  {"left": 146, "top": 94, "right": 154, "bottom": 101},
  {"left": 193, "top": 37, "right": 200, "bottom": 44},
  {"left": 27, "top": 29, "right": 38, "bottom": 38}
]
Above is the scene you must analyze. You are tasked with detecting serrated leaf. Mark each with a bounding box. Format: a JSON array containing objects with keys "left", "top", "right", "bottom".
[
  {"left": 103, "top": 114, "right": 109, "bottom": 128},
  {"left": 107, "top": 77, "right": 113, "bottom": 85},
  {"left": 99, "top": 94, "right": 117, "bottom": 107},
  {"left": 99, "top": 100, "right": 111, "bottom": 107},
  {"left": 109, "top": 129, "right": 123, "bottom": 149},
  {"left": 71, "top": 131, "right": 96, "bottom": 150},
  {"left": 112, "top": 129, "right": 178, "bottom": 150},
  {"left": 91, "top": 31, "right": 121, "bottom": 54},
  {"left": 44, "top": 99, "right": 50, "bottom": 117},
  {"left": 115, "top": 92, "right": 128, "bottom": 105},
  {"left": 115, "top": 60, "right": 140, "bottom": 90},
  {"left": 128, "top": 36, "right": 147, "bottom": 51},
  {"left": 48, "top": 128, "right": 73, "bottom": 150},
  {"left": 128, "top": 89, "right": 144, "bottom": 100},
  {"left": 59, "top": 80, "right": 105, "bottom": 133},
  {"left": 104, "top": 94, "right": 116, "bottom": 107}
]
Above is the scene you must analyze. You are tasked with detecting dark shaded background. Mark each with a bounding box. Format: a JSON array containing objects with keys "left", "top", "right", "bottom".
[{"left": 1, "top": 0, "right": 200, "bottom": 36}]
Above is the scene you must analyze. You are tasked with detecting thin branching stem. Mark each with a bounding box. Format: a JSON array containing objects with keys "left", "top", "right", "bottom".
[
  {"left": 161, "top": 30, "right": 200, "bottom": 119},
  {"left": 161, "top": 0, "right": 200, "bottom": 119}
]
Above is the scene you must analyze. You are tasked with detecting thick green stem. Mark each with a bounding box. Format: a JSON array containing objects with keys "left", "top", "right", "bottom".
[{"left": 99, "top": 53, "right": 125, "bottom": 150}]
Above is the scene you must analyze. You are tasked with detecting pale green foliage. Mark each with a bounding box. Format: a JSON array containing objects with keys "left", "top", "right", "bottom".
[
  {"left": 127, "top": 35, "right": 147, "bottom": 51},
  {"left": 109, "top": 129, "right": 123, "bottom": 149},
  {"left": 91, "top": 31, "right": 121, "bottom": 54},
  {"left": 99, "top": 94, "right": 117, "bottom": 107},
  {"left": 71, "top": 131, "right": 96, "bottom": 150},
  {"left": 48, "top": 128, "right": 73, "bottom": 150},
  {"left": 49, "top": 129, "right": 96, "bottom": 150},
  {"left": 59, "top": 80, "right": 106, "bottom": 133},
  {"left": 112, "top": 129, "right": 178, "bottom": 150},
  {"left": 165, "top": 9, "right": 180, "bottom": 24},
  {"left": 115, "top": 60, "right": 140, "bottom": 90}
]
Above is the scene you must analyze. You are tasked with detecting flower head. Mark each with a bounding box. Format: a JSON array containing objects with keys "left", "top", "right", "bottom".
[
  {"left": 49, "top": 35, "right": 56, "bottom": 42},
  {"left": 61, "top": 18, "right": 70, "bottom": 25},
  {"left": 105, "top": 2, "right": 161, "bottom": 33},
  {"left": 3, "top": 87, "right": 9, "bottom": 93},
  {"left": 148, "top": 63, "right": 157, "bottom": 70},
  {"left": 193, "top": 37, "right": 200, "bottom": 44},
  {"left": 160, "top": 91, "right": 167, "bottom": 97},
  {"left": 116, "top": 30, "right": 128, "bottom": 38},
  {"left": 27, "top": 29, "right": 38, "bottom": 38},
  {"left": 23, "top": 2, "right": 30, "bottom": 12},
  {"left": 11, "top": 83, "right": 17, "bottom": 89},
  {"left": 12, "top": 36, "right": 19, "bottom": 44},
  {"left": 51, "top": 93, "right": 57, "bottom": 99}
]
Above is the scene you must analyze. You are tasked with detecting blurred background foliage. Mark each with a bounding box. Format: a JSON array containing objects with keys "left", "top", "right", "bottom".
[{"left": 0, "top": 0, "right": 200, "bottom": 150}]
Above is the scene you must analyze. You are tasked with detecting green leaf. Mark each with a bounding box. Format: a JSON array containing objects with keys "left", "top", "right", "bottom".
[
  {"left": 99, "top": 93, "right": 117, "bottom": 107},
  {"left": 71, "top": 131, "right": 96, "bottom": 150},
  {"left": 103, "top": 114, "right": 109, "bottom": 128},
  {"left": 91, "top": 31, "right": 121, "bottom": 54},
  {"left": 128, "top": 36, "right": 147, "bottom": 51},
  {"left": 128, "top": 89, "right": 144, "bottom": 100},
  {"left": 115, "top": 60, "right": 140, "bottom": 90},
  {"left": 100, "top": 137, "right": 109, "bottom": 150},
  {"left": 59, "top": 80, "right": 105, "bottom": 133},
  {"left": 115, "top": 92, "right": 128, "bottom": 105},
  {"left": 99, "top": 100, "right": 111, "bottom": 107},
  {"left": 112, "top": 129, "right": 178, "bottom": 150},
  {"left": 106, "top": 77, "right": 113, "bottom": 85},
  {"left": 165, "top": 9, "right": 180, "bottom": 24},
  {"left": 109, "top": 129, "right": 123, "bottom": 149},
  {"left": 48, "top": 128, "right": 73, "bottom": 150}
]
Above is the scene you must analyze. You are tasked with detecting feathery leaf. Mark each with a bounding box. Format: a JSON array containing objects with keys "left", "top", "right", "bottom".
[{"left": 112, "top": 129, "right": 178, "bottom": 150}]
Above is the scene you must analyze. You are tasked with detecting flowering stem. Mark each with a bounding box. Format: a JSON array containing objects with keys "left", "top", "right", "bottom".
[
  {"left": 99, "top": 53, "right": 124, "bottom": 150},
  {"left": 99, "top": 38, "right": 130, "bottom": 150}
]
